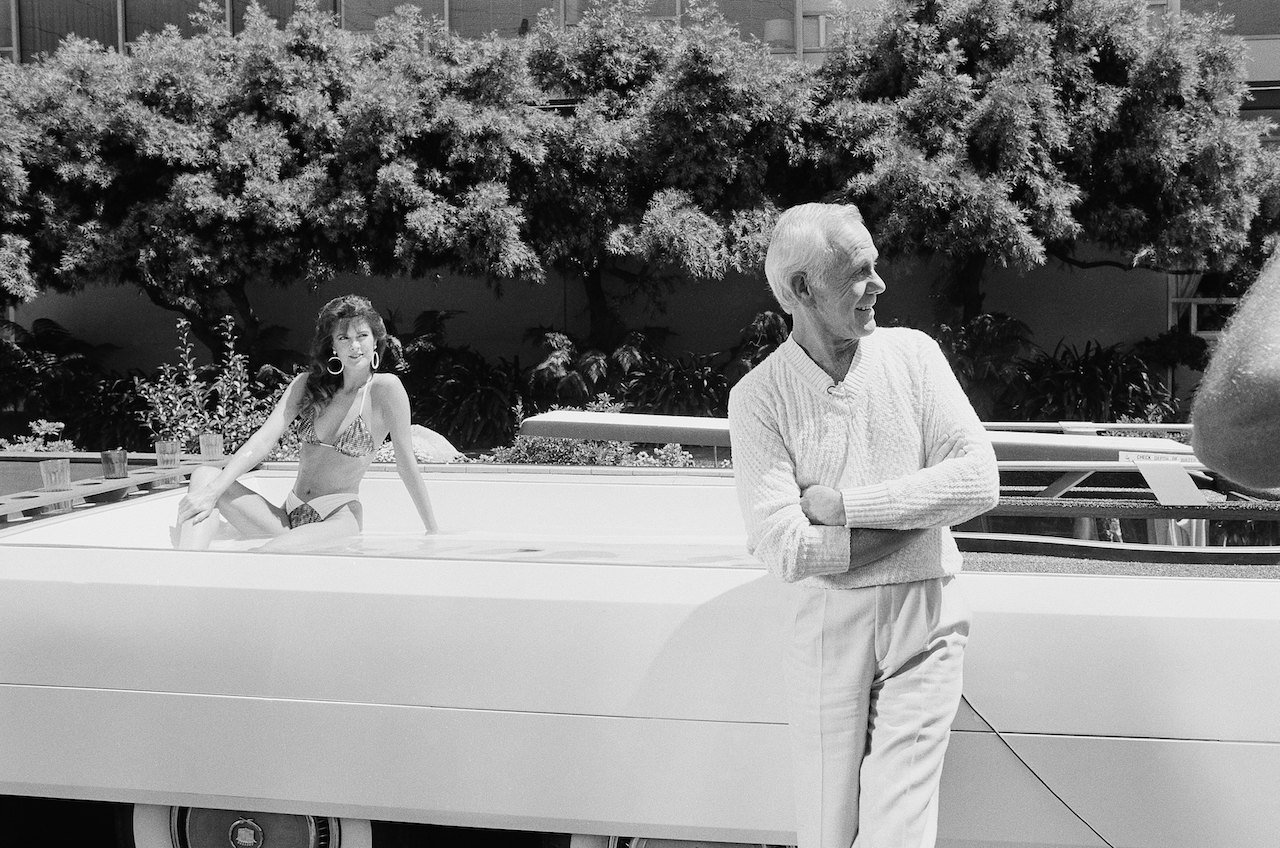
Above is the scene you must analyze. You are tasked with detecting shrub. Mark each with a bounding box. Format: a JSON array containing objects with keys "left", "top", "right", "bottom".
[
  {"left": 0, "top": 317, "right": 145, "bottom": 449},
  {"left": 527, "top": 330, "right": 656, "bottom": 411},
  {"left": 723, "top": 310, "right": 789, "bottom": 387},
  {"left": 402, "top": 311, "right": 786, "bottom": 452},
  {"left": 134, "top": 318, "right": 212, "bottom": 449},
  {"left": 629, "top": 442, "right": 696, "bottom": 467},
  {"left": 624, "top": 352, "right": 728, "bottom": 417},
  {"left": 480, "top": 435, "right": 639, "bottom": 466},
  {"left": 1132, "top": 326, "right": 1210, "bottom": 373},
  {"left": 479, "top": 436, "right": 695, "bottom": 467},
  {"left": 934, "top": 313, "right": 1036, "bottom": 420},
  {"left": 0, "top": 419, "right": 77, "bottom": 452},
  {"left": 207, "top": 317, "right": 289, "bottom": 452},
  {"left": 0, "top": 321, "right": 45, "bottom": 423},
  {"left": 136, "top": 317, "right": 292, "bottom": 452},
  {"left": 480, "top": 394, "right": 696, "bottom": 466},
  {"left": 397, "top": 310, "right": 524, "bottom": 451},
  {"left": 406, "top": 346, "right": 523, "bottom": 451},
  {"left": 1013, "top": 340, "right": 1176, "bottom": 423},
  {"left": 66, "top": 374, "right": 150, "bottom": 452}
]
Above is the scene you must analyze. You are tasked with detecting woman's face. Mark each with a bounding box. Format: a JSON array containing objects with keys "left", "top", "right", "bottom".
[{"left": 331, "top": 319, "right": 375, "bottom": 373}]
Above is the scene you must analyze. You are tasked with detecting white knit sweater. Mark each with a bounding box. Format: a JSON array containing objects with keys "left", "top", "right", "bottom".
[{"left": 728, "top": 328, "right": 1000, "bottom": 588}]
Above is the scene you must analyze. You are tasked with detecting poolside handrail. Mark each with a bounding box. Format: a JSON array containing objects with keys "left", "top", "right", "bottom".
[
  {"left": 516, "top": 411, "right": 1235, "bottom": 512},
  {"left": 982, "top": 421, "right": 1194, "bottom": 433},
  {"left": 519, "top": 410, "right": 1196, "bottom": 446}
]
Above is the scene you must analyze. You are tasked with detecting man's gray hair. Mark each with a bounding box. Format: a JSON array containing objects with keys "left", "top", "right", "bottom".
[{"left": 764, "top": 203, "right": 866, "bottom": 312}]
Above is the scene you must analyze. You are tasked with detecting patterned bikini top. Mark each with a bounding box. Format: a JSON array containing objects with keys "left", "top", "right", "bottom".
[{"left": 298, "top": 377, "right": 376, "bottom": 458}]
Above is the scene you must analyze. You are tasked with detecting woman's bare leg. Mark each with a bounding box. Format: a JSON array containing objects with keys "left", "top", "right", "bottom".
[
  {"left": 255, "top": 502, "right": 362, "bottom": 552},
  {"left": 176, "top": 466, "right": 288, "bottom": 550}
]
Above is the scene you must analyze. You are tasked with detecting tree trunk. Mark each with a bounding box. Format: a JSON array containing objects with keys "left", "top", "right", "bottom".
[
  {"left": 223, "top": 281, "right": 263, "bottom": 364},
  {"left": 136, "top": 282, "right": 261, "bottom": 363},
  {"left": 937, "top": 253, "right": 988, "bottom": 326},
  {"left": 580, "top": 266, "right": 627, "bottom": 352}
]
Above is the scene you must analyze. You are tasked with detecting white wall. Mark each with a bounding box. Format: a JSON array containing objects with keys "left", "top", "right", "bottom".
[
  {"left": 13, "top": 255, "right": 1169, "bottom": 375},
  {"left": 982, "top": 259, "right": 1169, "bottom": 353},
  {"left": 14, "top": 269, "right": 786, "bottom": 372}
]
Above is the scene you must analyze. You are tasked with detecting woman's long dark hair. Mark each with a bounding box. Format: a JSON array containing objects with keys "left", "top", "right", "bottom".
[{"left": 300, "top": 295, "right": 394, "bottom": 414}]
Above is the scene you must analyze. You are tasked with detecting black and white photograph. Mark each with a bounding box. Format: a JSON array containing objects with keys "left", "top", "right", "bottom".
[{"left": 1, "top": 1, "right": 1278, "bottom": 847}]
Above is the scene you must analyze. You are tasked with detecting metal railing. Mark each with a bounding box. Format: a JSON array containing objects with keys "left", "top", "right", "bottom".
[{"left": 518, "top": 410, "right": 1197, "bottom": 447}]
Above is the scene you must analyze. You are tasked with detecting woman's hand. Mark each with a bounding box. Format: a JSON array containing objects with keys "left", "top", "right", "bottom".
[
  {"left": 800, "top": 484, "right": 846, "bottom": 526},
  {"left": 177, "top": 487, "right": 219, "bottom": 526}
]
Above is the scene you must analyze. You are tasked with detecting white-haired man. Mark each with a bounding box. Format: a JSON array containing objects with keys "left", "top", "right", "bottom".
[{"left": 728, "top": 203, "right": 1000, "bottom": 848}]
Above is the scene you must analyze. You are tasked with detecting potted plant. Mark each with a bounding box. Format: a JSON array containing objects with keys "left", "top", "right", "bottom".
[{"left": 135, "top": 319, "right": 212, "bottom": 486}]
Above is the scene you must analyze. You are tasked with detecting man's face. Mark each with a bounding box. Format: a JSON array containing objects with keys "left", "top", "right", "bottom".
[{"left": 806, "top": 221, "right": 886, "bottom": 344}]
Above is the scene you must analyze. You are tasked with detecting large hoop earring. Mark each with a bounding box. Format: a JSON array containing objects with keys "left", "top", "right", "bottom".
[
  {"left": 371, "top": 351, "right": 380, "bottom": 371},
  {"left": 327, "top": 355, "right": 343, "bottom": 375}
]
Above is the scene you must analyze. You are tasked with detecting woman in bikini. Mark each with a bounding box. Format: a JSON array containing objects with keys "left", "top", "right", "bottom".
[{"left": 175, "top": 295, "right": 438, "bottom": 551}]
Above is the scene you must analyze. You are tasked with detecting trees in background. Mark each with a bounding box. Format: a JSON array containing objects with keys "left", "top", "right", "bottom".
[
  {"left": 813, "top": 0, "right": 1278, "bottom": 323},
  {"left": 0, "top": 0, "right": 1275, "bottom": 374},
  {"left": 4, "top": 5, "right": 347, "bottom": 356},
  {"left": 523, "top": 0, "right": 808, "bottom": 348},
  {"left": 0, "top": 1, "right": 549, "bottom": 358},
  {"left": 350, "top": 6, "right": 546, "bottom": 288},
  {"left": 0, "top": 60, "right": 36, "bottom": 303}
]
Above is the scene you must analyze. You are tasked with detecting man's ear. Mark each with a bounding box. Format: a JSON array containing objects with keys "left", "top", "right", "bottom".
[{"left": 789, "top": 271, "right": 810, "bottom": 303}]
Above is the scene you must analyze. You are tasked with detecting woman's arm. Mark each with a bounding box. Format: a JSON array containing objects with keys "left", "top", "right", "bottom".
[
  {"left": 379, "top": 375, "right": 439, "bottom": 533},
  {"left": 178, "top": 374, "right": 306, "bottom": 526},
  {"left": 1192, "top": 253, "right": 1280, "bottom": 489}
]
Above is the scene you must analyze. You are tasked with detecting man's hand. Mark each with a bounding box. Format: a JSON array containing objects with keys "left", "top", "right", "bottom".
[{"left": 800, "top": 484, "right": 846, "bottom": 526}]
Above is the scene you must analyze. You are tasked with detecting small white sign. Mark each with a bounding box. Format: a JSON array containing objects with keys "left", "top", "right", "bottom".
[{"left": 1118, "top": 451, "right": 1199, "bottom": 465}]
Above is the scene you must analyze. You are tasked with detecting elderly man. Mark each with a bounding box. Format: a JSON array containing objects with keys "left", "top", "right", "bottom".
[
  {"left": 728, "top": 203, "right": 999, "bottom": 848},
  {"left": 1191, "top": 251, "right": 1280, "bottom": 488}
]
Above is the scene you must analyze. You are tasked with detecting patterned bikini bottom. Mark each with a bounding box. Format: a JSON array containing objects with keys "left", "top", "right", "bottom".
[{"left": 284, "top": 491, "right": 360, "bottom": 530}]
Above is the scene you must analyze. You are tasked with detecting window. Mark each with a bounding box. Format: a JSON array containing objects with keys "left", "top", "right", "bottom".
[
  {"left": 563, "top": 0, "right": 677, "bottom": 27},
  {"left": 341, "top": 0, "right": 444, "bottom": 32},
  {"left": 1182, "top": 0, "right": 1274, "bottom": 37},
  {"left": 17, "top": 0, "right": 119, "bottom": 60},
  {"left": 721, "top": 0, "right": 790, "bottom": 48},
  {"left": 124, "top": 0, "right": 206, "bottom": 44},
  {"left": 801, "top": 8, "right": 826, "bottom": 50},
  {"left": 1168, "top": 297, "right": 1238, "bottom": 338},
  {"left": 1145, "top": 0, "right": 1179, "bottom": 26},
  {"left": 647, "top": 0, "right": 678, "bottom": 23},
  {"left": 1, "top": 0, "right": 16, "bottom": 62},
  {"left": 1168, "top": 275, "right": 1238, "bottom": 340},
  {"left": 449, "top": 0, "right": 557, "bottom": 39},
  {"left": 231, "top": 1, "right": 334, "bottom": 33},
  {"left": 755, "top": 0, "right": 876, "bottom": 59}
]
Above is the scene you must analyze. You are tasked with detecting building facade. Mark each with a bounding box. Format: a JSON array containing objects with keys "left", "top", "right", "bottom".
[{"left": 2, "top": 0, "right": 1277, "bottom": 83}]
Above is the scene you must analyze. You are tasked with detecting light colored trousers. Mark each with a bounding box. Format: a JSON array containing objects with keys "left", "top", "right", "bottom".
[{"left": 786, "top": 576, "right": 969, "bottom": 848}]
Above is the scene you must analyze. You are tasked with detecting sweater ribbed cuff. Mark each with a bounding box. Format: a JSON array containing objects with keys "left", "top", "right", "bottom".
[
  {"left": 842, "top": 482, "right": 895, "bottom": 527},
  {"left": 799, "top": 526, "right": 855, "bottom": 577}
]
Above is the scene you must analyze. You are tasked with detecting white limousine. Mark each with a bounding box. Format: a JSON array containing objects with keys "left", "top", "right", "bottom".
[{"left": 1, "top": 455, "right": 1277, "bottom": 848}]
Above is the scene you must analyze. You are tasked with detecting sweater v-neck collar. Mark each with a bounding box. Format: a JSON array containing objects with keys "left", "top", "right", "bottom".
[{"left": 781, "top": 334, "right": 874, "bottom": 396}]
